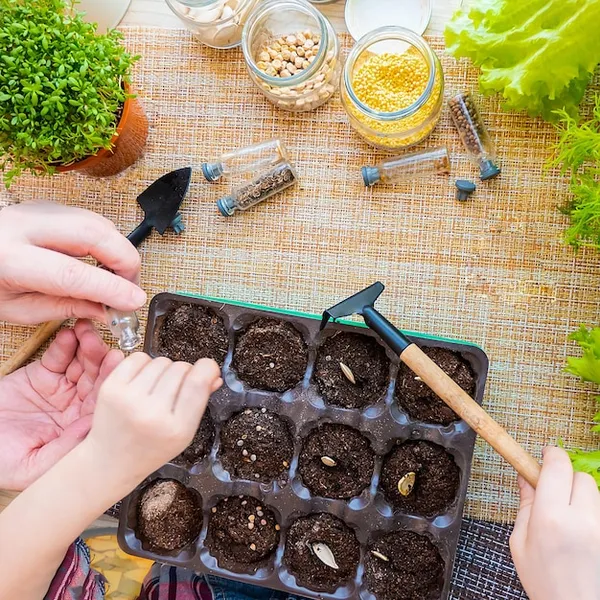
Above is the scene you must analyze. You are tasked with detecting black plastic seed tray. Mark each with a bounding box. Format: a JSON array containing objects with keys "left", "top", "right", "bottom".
[{"left": 118, "top": 293, "right": 489, "bottom": 600}]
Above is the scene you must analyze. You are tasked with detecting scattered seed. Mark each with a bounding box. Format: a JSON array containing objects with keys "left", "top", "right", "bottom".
[
  {"left": 251, "top": 454, "right": 257, "bottom": 462},
  {"left": 239, "top": 494, "right": 244, "bottom": 498},
  {"left": 241, "top": 500, "right": 247, "bottom": 506},
  {"left": 249, "top": 514, "right": 256, "bottom": 522},
  {"left": 237, "top": 440, "right": 244, "bottom": 447},
  {"left": 325, "top": 355, "right": 332, "bottom": 362},
  {"left": 283, "top": 461, "right": 289, "bottom": 468},
  {"left": 269, "top": 362, "right": 275, "bottom": 368},
  {"left": 398, "top": 472, "right": 416, "bottom": 496},
  {"left": 261, "top": 407, "right": 267, "bottom": 413},
  {"left": 256, "top": 506, "right": 262, "bottom": 511},
  {"left": 244, "top": 409, "right": 252, "bottom": 415},
  {"left": 275, "top": 524, "right": 281, "bottom": 531},
  {"left": 211, "top": 507, "right": 217, "bottom": 513},
  {"left": 257, "top": 510, "right": 264, "bottom": 517},
  {"left": 311, "top": 542, "right": 339, "bottom": 570},
  {"left": 242, "top": 449, "right": 249, "bottom": 456},
  {"left": 414, "top": 376, "right": 422, "bottom": 381},
  {"left": 260, "top": 519, "right": 267, "bottom": 526},
  {"left": 339, "top": 362, "right": 356, "bottom": 384},
  {"left": 248, "top": 522, "right": 255, "bottom": 530},
  {"left": 255, "top": 473, "right": 260, "bottom": 478},
  {"left": 371, "top": 550, "right": 390, "bottom": 562},
  {"left": 256, "top": 426, "right": 263, "bottom": 432},
  {"left": 321, "top": 456, "right": 337, "bottom": 467},
  {"left": 250, "top": 543, "right": 257, "bottom": 551},
  {"left": 242, "top": 434, "right": 248, "bottom": 440}
]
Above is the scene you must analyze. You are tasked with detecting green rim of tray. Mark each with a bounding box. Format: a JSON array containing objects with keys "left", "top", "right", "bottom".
[{"left": 175, "top": 291, "right": 484, "bottom": 351}]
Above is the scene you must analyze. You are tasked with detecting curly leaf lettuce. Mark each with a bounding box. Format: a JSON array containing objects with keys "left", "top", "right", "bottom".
[
  {"left": 565, "top": 327, "right": 600, "bottom": 487},
  {"left": 445, "top": 0, "right": 600, "bottom": 120}
]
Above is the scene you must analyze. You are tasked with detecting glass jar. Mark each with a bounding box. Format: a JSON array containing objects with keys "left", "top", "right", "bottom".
[
  {"left": 242, "top": 0, "right": 341, "bottom": 112},
  {"left": 165, "top": 0, "right": 260, "bottom": 49},
  {"left": 340, "top": 26, "right": 444, "bottom": 151}
]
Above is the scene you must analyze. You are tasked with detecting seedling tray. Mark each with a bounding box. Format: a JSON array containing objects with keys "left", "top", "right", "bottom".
[{"left": 117, "top": 292, "right": 489, "bottom": 600}]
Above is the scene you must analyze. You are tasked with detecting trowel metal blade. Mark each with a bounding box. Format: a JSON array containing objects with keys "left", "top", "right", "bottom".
[
  {"left": 136, "top": 167, "right": 192, "bottom": 235},
  {"left": 320, "top": 282, "right": 385, "bottom": 330}
]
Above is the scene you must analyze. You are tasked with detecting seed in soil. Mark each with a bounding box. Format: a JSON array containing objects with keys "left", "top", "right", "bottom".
[
  {"left": 339, "top": 362, "right": 356, "bottom": 384},
  {"left": 395, "top": 347, "right": 475, "bottom": 425},
  {"left": 380, "top": 440, "right": 460, "bottom": 517},
  {"left": 233, "top": 318, "right": 308, "bottom": 392},
  {"left": 314, "top": 332, "right": 389, "bottom": 409},
  {"left": 311, "top": 542, "right": 339, "bottom": 570},
  {"left": 156, "top": 304, "right": 228, "bottom": 365},
  {"left": 135, "top": 479, "right": 202, "bottom": 553},
  {"left": 284, "top": 513, "right": 360, "bottom": 592},
  {"left": 298, "top": 423, "right": 375, "bottom": 500},
  {"left": 171, "top": 411, "right": 215, "bottom": 467},
  {"left": 206, "top": 495, "right": 280, "bottom": 573},
  {"left": 364, "top": 531, "right": 444, "bottom": 600},
  {"left": 218, "top": 407, "right": 294, "bottom": 483},
  {"left": 397, "top": 471, "right": 416, "bottom": 496}
]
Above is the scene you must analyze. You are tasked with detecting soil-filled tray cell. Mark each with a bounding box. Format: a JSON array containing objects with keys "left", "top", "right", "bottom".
[{"left": 117, "top": 292, "right": 490, "bottom": 600}]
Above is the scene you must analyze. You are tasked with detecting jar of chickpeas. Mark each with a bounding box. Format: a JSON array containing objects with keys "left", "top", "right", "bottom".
[
  {"left": 241, "top": 0, "right": 341, "bottom": 112},
  {"left": 340, "top": 26, "right": 444, "bottom": 151}
]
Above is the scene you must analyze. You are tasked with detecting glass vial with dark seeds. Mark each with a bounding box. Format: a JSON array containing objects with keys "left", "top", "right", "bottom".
[
  {"left": 202, "top": 139, "right": 290, "bottom": 182},
  {"left": 361, "top": 146, "right": 451, "bottom": 187},
  {"left": 216, "top": 161, "right": 298, "bottom": 217},
  {"left": 448, "top": 91, "right": 501, "bottom": 181}
]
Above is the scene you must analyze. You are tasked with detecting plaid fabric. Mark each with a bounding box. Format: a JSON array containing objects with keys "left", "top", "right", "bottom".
[{"left": 44, "top": 538, "right": 105, "bottom": 600}]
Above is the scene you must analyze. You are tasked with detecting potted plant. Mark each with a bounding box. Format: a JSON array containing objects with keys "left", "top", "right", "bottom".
[{"left": 0, "top": 0, "right": 148, "bottom": 187}]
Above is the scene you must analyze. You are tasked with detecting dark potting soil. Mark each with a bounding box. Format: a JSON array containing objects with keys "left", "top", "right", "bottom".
[
  {"left": 157, "top": 304, "right": 229, "bottom": 365},
  {"left": 297, "top": 423, "right": 375, "bottom": 499},
  {"left": 364, "top": 530, "right": 444, "bottom": 600},
  {"left": 395, "top": 347, "right": 475, "bottom": 425},
  {"left": 284, "top": 513, "right": 360, "bottom": 592},
  {"left": 218, "top": 407, "right": 294, "bottom": 484},
  {"left": 232, "top": 318, "right": 308, "bottom": 392},
  {"left": 171, "top": 411, "right": 215, "bottom": 467},
  {"left": 380, "top": 441, "right": 460, "bottom": 517},
  {"left": 136, "top": 479, "right": 202, "bottom": 553},
  {"left": 206, "top": 495, "right": 280, "bottom": 573},
  {"left": 313, "top": 332, "right": 390, "bottom": 409}
]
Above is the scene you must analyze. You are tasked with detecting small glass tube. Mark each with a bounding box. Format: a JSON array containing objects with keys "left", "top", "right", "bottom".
[
  {"left": 216, "top": 161, "right": 298, "bottom": 216},
  {"left": 105, "top": 306, "right": 142, "bottom": 352},
  {"left": 448, "top": 91, "right": 501, "bottom": 180},
  {"left": 201, "top": 139, "right": 289, "bottom": 182},
  {"left": 362, "top": 146, "right": 450, "bottom": 187}
]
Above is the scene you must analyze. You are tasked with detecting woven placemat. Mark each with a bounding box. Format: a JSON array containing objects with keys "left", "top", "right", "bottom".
[{"left": 1, "top": 27, "right": 599, "bottom": 523}]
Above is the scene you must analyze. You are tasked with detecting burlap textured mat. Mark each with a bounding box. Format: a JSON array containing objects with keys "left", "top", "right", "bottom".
[{"left": 1, "top": 28, "right": 599, "bottom": 525}]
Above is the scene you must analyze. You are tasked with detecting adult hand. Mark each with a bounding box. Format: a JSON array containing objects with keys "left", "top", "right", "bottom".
[
  {"left": 0, "top": 320, "right": 123, "bottom": 491},
  {"left": 0, "top": 202, "right": 146, "bottom": 325},
  {"left": 510, "top": 446, "right": 600, "bottom": 600},
  {"left": 84, "top": 353, "right": 222, "bottom": 485}
]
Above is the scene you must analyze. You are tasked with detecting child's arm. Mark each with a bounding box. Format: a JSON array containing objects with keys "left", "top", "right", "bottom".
[
  {"left": 510, "top": 447, "right": 600, "bottom": 600},
  {"left": 0, "top": 353, "right": 222, "bottom": 600}
]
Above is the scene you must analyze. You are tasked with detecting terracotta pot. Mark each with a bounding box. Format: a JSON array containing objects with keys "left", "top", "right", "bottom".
[{"left": 56, "top": 90, "right": 149, "bottom": 178}]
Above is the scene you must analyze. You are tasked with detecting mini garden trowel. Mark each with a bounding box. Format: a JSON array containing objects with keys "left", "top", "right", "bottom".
[
  {"left": 127, "top": 167, "right": 192, "bottom": 246},
  {"left": 321, "top": 282, "right": 542, "bottom": 488}
]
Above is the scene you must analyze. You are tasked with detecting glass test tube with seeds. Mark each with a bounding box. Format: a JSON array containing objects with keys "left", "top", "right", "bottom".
[
  {"left": 448, "top": 91, "right": 501, "bottom": 181},
  {"left": 216, "top": 161, "right": 298, "bottom": 217},
  {"left": 361, "top": 146, "right": 451, "bottom": 187}
]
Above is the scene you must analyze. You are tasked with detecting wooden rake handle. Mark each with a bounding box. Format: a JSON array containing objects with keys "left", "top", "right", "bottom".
[
  {"left": 401, "top": 344, "right": 541, "bottom": 488},
  {"left": 0, "top": 320, "right": 65, "bottom": 378}
]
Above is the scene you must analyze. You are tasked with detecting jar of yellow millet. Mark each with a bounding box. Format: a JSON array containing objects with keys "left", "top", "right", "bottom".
[{"left": 340, "top": 26, "right": 444, "bottom": 151}]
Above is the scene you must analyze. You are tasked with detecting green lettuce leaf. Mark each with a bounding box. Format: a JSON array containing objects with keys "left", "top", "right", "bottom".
[
  {"left": 566, "top": 448, "right": 600, "bottom": 486},
  {"left": 445, "top": 0, "right": 600, "bottom": 120}
]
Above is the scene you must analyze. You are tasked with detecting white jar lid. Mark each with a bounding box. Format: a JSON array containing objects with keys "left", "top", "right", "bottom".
[{"left": 345, "top": 0, "right": 431, "bottom": 41}]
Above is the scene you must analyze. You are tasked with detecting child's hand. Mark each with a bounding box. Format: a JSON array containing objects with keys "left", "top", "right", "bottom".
[
  {"left": 83, "top": 353, "right": 222, "bottom": 485},
  {"left": 0, "top": 320, "right": 122, "bottom": 491},
  {"left": 510, "top": 447, "right": 600, "bottom": 600}
]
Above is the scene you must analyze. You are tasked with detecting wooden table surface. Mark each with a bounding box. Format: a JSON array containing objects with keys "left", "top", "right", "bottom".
[
  {"left": 124, "top": 0, "right": 461, "bottom": 35},
  {"left": 0, "top": 0, "right": 461, "bottom": 516}
]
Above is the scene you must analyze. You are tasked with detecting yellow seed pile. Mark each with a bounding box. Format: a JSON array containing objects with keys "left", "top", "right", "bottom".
[{"left": 353, "top": 49, "right": 429, "bottom": 113}]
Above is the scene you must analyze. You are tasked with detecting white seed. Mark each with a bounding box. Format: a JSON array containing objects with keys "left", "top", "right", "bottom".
[
  {"left": 287, "top": 63, "right": 297, "bottom": 75},
  {"left": 259, "top": 51, "right": 270, "bottom": 62},
  {"left": 321, "top": 456, "right": 337, "bottom": 467},
  {"left": 311, "top": 542, "right": 339, "bottom": 570},
  {"left": 250, "top": 543, "right": 257, "bottom": 551},
  {"left": 371, "top": 550, "right": 389, "bottom": 562},
  {"left": 281, "top": 69, "right": 291, "bottom": 78},
  {"left": 414, "top": 376, "right": 422, "bottom": 381},
  {"left": 250, "top": 454, "right": 257, "bottom": 462},
  {"left": 339, "top": 362, "right": 356, "bottom": 384},
  {"left": 398, "top": 472, "right": 416, "bottom": 496},
  {"left": 304, "top": 39, "right": 315, "bottom": 49},
  {"left": 286, "top": 34, "right": 297, "bottom": 45},
  {"left": 268, "top": 47, "right": 278, "bottom": 59},
  {"left": 296, "top": 46, "right": 305, "bottom": 57}
]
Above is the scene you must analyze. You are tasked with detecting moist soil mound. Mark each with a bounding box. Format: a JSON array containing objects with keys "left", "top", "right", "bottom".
[
  {"left": 297, "top": 423, "right": 375, "bottom": 499},
  {"left": 206, "top": 495, "right": 280, "bottom": 573},
  {"left": 232, "top": 318, "right": 308, "bottom": 392},
  {"left": 284, "top": 513, "right": 360, "bottom": 592},
  {"left": 219, "top": 407, "right": 294, "bottom": 483},
  {"left": 314, "top": 332, "right": 390, "bottom": 409},
  {"left": 395, "top": 347, "right": 475, "bottom": 425},
  {"left": 136, "top": 479, "right": 202, "bottom": 553},
  {"left": 157, "top": 304, "right": 228, "bottom": 365},
  {"left": 380, "top": 440, "right": 460, "bottom": 517},
  {"left": 364, "top": 530, "right": 444, "bottom": 600}
]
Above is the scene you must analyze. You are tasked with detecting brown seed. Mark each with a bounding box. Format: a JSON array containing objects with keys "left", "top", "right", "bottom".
[
  {"left": 275, "top": 524, "right": 281, "bottom": 531},
  {"left": 398, "top": 472, "right": 416, "bottom": 496},
  {"left": 371, "top": 550, "right": 390, "bottom": 562},
  {"left": 339, "top": 362, "right": 356, "bottom": 384},
  {"left": 321, "top": 456, "right": 337, "bottom": 467}
]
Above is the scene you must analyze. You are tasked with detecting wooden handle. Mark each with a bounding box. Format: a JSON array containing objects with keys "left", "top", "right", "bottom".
[
  {"left": 0, "top": 320, "right": 65, "bottom": 378},
  {"left": 401, "top": 344, "right": 541, "bottom": 488}
]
